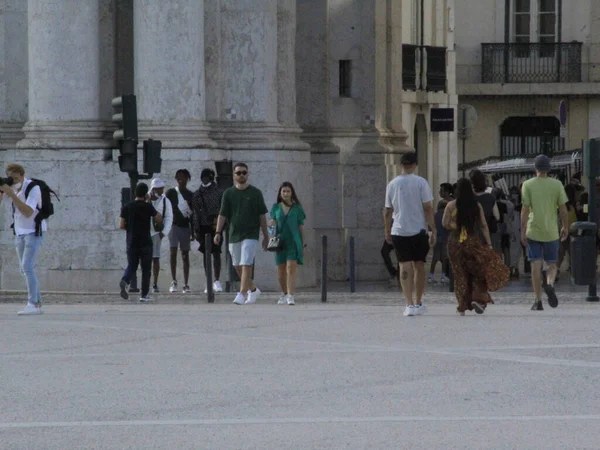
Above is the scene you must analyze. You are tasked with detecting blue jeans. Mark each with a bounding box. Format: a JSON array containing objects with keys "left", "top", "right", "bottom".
[{"left": 15, "top": 233, "right": 44, "bottom": 305}]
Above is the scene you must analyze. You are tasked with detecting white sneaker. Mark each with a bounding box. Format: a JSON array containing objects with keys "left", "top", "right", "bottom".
[
  {"left": 182, "top": 285, "right": 190, "bottom": 293},
  {"left": 139, "top": 296, "right": 153, "bottom": 303},
  {"left": 403, "top": 305, "right": 416, "bottom": 316},
  {"left": 18, "top": 303, "right": 43, "bottom": 315},
  {"left": 245, "top": 287, "right": 261, "bottom": 304},
  {"left": 233, "top": 293, "right": 245, "bottom": 305},
  {"left": 427, "top": 275, "right": 436, "bottom": 284},
  {"left": 152, "top": 285, "right": 159, "bottom": 293},
  {"left": 213, "top": 280, "right": 223, "bottom": 292},
  {"left": 415, "top": 304, "right": 428, "bottom": 315},
  {"left": 440, "top": 275, "right": 450, "bottom": 284},
  {"left": 169, "top": 281, "right": 178, "bottom": 293},
  {"left": 286, "top": 294, "right": 295, "bottom": 306},
  {"left": 277, "top": 294, "right": 287, "bottom": 305}
]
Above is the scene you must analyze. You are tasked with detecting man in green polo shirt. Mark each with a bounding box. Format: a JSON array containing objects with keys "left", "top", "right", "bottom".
[
  {"left": 214, "top": 162, "right": 269, "bottom": 305},
  {"left": 520, "top": 154, "right": 569, "bottom": 311}
]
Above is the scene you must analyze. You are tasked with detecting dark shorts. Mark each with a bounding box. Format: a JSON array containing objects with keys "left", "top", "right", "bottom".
[
  {"left": 432, "top": 242, "right": 447, "bottom": 261},
  {"left": 197, "top": 225, "right": 222, "bottom": 254},
  {"left": 392, "top": 232, "right": 430, "bottom": 263},
  {"left": 526, "top": 239, "right": 559, "bottom": 263},
  {"left": 169, "top": 226, "right": 191, "bottom": 251}
]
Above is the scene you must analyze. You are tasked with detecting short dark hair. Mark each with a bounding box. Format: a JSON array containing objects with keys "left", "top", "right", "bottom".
[
  {"left": 234, "top": 162, "right": 248, "bottom": 171},
  {"left": 440, "top": 183, "right": 453, "bottom": 193},
  {"left": 175, "top": 169, "right": 191, "bottom": 180},
  {"left": 469, "top": 169, "right": 488, "bottom": 193},
  {"left": 135, "top": 182, "right": 149, "bottom": 198},
  {"left": 400, "top": 152, "right": 417, "bottom": 165}
]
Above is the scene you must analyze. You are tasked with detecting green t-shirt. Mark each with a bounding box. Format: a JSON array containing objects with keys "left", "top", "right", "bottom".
[
  {"left": 219, "top": 185, "right": 268, "bottom": 243},
  {"left": 521, "top": 177, "right": 568, "bottom": 242}
]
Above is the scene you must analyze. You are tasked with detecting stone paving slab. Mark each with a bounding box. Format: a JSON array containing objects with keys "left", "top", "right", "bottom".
[{"left": 1, "top": 302, "right": 599, "bottom": 449}]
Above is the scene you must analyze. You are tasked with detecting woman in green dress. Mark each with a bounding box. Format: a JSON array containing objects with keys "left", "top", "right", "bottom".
[{"left": 269, "top": 182, "right": 306, "bottom": 305}]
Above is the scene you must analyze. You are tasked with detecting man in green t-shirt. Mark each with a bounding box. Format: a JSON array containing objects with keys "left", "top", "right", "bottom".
[
  {"left": 520, "top": 154, "right": 569, "bottom": 311},
  {"left": 214, "top": 162, "right": 269, "bottom": 305}
]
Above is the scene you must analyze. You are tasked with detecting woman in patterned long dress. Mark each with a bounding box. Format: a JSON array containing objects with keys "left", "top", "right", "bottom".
[{"left": 442, "top": 179, "right": 510, "bottom": 315}]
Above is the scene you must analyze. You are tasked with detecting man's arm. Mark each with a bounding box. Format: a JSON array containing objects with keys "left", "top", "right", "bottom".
[
  {"left": 423, "top": 201, "right": 436, "bottom": 246},
  {"left": 558, "top": 204, "right": 569, "bottom": 241},
  {"left": 119, "top": 218, "right": 126, "bottom": 230},
  {"left": 260, "top": 214, "right": 268, "bottom": 238},
  {"left": 383, "top": 207, "right": 393, "bottom": 240},
  {"left": 520, "top": 205, "right": 530, "bottom": 247},
  {"left": 0, "top": 185, "right": 35, "bottom": 217}
]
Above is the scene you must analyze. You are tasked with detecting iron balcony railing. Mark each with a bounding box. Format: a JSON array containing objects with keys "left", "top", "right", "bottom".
[
  {"left": 402, "top": 44, "right": 447, "bottom": 92},
  {"left": 481, "top": 42, "right": 583, "bottom": 83}
]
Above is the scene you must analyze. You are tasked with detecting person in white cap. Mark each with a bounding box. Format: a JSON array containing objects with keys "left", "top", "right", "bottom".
[{"left": 149, "top": 178, "right": 173, "bottom": 296}]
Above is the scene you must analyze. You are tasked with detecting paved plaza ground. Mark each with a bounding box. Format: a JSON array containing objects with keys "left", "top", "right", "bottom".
[{"left": 1, "top": 282, "right": 600, "bottom": 449}]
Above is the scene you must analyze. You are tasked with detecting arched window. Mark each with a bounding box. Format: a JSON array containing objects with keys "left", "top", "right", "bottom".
[{"left": 500, "top": 116, "right": 563, "bottom": 158}]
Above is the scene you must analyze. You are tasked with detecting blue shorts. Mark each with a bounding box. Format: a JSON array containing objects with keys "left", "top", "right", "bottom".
[{"left": 526, "top": 239, "right": 560, "bottom": 264}]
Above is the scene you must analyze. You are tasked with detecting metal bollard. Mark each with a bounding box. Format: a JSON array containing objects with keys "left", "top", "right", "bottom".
[
  {"left": 321, "top": 235, "right": 327, "bottom": 303},
  {"left": 205, "top": 234, "right": 214, "bottom": 303},
  {"left": 349, "top": 236, "right": 356, "bottom": 293}
]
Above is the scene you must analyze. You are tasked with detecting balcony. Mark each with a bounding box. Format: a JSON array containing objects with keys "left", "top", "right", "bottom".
[
  {"left": 481, "top": 42, "right": 582, "bottom": 84},
  {"left": 402, "top": 44, "right": 447, "bottom": 92}
]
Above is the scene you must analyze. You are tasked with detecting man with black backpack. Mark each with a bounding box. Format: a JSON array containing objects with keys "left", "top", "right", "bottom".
[{"left": 0, "top": 164, "right": 57, "bottom": 315}]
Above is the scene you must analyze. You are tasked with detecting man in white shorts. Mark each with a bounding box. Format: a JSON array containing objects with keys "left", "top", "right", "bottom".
[
  {"left": 214, "top": 163, "right": 269, "bottom": 305},
  {"left": 149, "top": 178, "right": 173, "bottom": 293}
]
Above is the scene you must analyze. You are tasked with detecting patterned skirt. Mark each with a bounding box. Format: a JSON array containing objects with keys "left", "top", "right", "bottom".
[{"left": 448, "top": 233, "right": 510, "bottom": 313}]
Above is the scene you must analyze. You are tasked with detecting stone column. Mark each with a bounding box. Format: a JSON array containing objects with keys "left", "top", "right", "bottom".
[
  {"left": 18, "top": 0, "right": 108, "bottom": 149},
  {"left": 0, "top": 0, "right": 27, "bottom": 149},
  {"left": 134, "top": 0, "right": 213, "bottom": 149}
]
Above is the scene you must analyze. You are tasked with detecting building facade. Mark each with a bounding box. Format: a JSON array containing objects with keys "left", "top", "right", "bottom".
[
  {"left": 456, "top": 0, "right": 600, "bottom": 185},
  {"left": 0, "top": 0, "right": 456, "bottom": 291}
]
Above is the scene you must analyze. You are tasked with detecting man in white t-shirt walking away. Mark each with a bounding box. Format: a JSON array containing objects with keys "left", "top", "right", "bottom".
[
  {"left": 0, "top": 164, "right": 47, "bottom": 315},
  {"left": 384, "top": 152, "right": 436, "bottom": 317}
]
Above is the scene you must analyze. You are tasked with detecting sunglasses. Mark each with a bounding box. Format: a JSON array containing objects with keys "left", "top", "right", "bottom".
[{"left": 234, "top": 171, "right": 248, "bottom": 176}]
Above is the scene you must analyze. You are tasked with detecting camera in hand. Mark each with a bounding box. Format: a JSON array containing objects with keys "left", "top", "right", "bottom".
[{"left": 0, "top": 176, "right": 14, "bottom": 186}]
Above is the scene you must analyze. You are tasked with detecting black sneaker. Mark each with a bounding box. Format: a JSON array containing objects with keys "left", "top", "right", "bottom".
[
  {"left": 531, "top": 300, "right": 544, "bottom": 311},
  {"left": 472, "top": 301, "right": 485, "bottom": 314},
  {"left": 129, "top": 287, "right": 140, "bottom": 293},
  {"left": 544, "top": 284, "right": 559, "bottom": 308},
  {"left": 119, "top": 279, "right": 129, "bottom": 300}
]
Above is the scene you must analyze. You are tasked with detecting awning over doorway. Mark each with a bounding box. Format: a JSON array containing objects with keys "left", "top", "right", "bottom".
[{"left": 477, "top": 152, "right": 581, "bottom": 174}]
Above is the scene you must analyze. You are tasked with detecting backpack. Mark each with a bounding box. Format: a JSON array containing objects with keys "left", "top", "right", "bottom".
[{"left": 24, "top": 179, "right": 60, "bottom": 236}]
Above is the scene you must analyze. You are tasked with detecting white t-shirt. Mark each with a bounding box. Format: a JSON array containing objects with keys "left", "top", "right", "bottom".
[
  {"left": 10, "top": 179, "right": 48, "bottom": 236},
  {"left": 385, "top": 174, "right": 433, "bottom": 237}
]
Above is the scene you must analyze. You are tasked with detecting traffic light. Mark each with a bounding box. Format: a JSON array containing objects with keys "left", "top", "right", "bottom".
[
  {"left": 215, "top": 160, "right": 233, "bottom": 189},
  {"left": 112, "top": 94, "right": 138, "bottom": 141},
  {"left": 112, "top": 94, "right": 138, "bottom": 173},
  {"left": 143, "top": 139, "right": 162, "bottom": 175}
]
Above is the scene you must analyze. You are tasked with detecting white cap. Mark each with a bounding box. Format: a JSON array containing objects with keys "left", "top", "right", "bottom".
[{"left": 150, "top": 178, "right": 165, "bottom": 189}]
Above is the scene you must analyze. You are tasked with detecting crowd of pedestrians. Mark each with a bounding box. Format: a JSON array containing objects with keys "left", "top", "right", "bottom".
[
  {"left": 384, "top": 153, "right": 576, "bottom": 316},
  {"left": 0, "top": 153, "right": 588, "bottom": 314}
]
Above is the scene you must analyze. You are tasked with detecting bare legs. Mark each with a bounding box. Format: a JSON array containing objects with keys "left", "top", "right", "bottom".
[
  {"left": 399, "top": 261, "right": 426, "bottom": 305},
  {"left": 277, "top": 261, "right": 298, "bottom": 295},
  {"left": 234, "top": 266, "right": 255, "bottom": 293},
  {"left": 169, "top": 248, "right": 190, "bottom": 286}
]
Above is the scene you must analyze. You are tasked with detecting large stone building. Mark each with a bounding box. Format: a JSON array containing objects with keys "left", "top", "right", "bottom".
[
  {"left": 456, "top": 0, "right": 600, "bottom": 185},
  {"left": 0, "top": 0, "right": 456, "bottom": 292}
]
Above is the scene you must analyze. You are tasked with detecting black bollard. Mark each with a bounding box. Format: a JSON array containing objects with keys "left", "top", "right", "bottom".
[
  {"left": 205, "top": 234, "right": 214, "bottom": 303},
  {"left": 349, "top": 236, "right": 356, "bottom": 293},
  {"left": 321, "top": 235, "right": 328, "bottom": 303}
]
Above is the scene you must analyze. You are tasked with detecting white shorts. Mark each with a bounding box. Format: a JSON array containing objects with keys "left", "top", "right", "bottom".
[
  {"left": 229, "top": 239, "right": 258, "bottom": 266},
  {"left": 152, "top": 234, "right": 163, "bottom": 258}
]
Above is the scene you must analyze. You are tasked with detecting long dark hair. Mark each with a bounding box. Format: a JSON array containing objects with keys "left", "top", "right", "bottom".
[
  {"left": 455, "top": 178, "right": 481, "bottom": 234},
  {"left": 277, "top": 182, "right": 301, "bottom": 205}
]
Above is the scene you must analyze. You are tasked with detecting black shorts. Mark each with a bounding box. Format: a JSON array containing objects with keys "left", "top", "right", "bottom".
[
  {"left": 197, "top": 225, "right": 222, "bottom": 254},
  {"left": 392, "top": 233, "right": 430, "bottom": 263}
]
